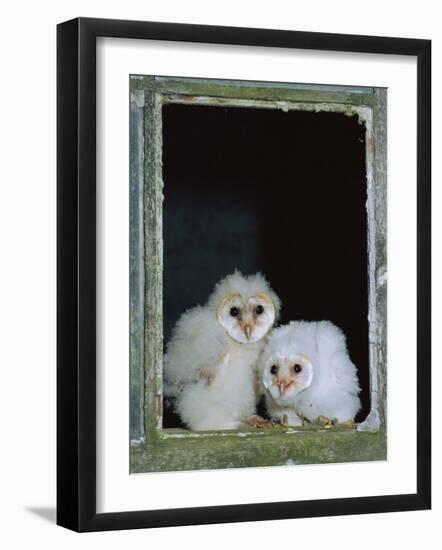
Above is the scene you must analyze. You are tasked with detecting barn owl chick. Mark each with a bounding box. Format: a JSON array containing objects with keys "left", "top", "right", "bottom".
[
  {"left": 164, "top": 271, "right": 281, "bottom": 431},
  {"left": 259, "top": 321, "right": 361, "bottom": 427}
]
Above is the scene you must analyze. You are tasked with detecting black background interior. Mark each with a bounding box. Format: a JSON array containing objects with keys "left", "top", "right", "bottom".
[{"left": 162, "top": 102, "right": 369, "bottom": 427}]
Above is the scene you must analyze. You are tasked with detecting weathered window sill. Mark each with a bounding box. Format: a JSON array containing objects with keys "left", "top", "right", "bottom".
[{"left": 130, "top": 428, "right": 386, "bottom": 473}]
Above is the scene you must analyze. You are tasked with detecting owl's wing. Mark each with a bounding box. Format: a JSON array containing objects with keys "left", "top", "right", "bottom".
[
  {"left": 163, "top": 306, "right": 228, "bottom": 397},
  {"left": 316, "top": 321, "right": 360, "bottom": 395},
  {"left": 330, "top": 350, "right": 361, "bottom": 394},
  {"left": 314, "top": 321, "right": 347, "bottom": 355}
]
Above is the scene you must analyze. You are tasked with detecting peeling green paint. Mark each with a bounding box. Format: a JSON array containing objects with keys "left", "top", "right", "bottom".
[
  {"left": 129, "top": 91, "right": 145, "bottom": 442},
  {"left": 130, "top": 75, "right": 378, "bottom": 107},
  {"left": 143, "top": 89, "right": 164, "bottom": 443},
  {"left": 131, "top": 428, "right": 386, "bottom": 473}
]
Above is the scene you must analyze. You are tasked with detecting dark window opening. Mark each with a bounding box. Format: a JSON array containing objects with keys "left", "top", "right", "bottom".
[{"left": 162, "top": 102, "right": 369, "bottom": 428}]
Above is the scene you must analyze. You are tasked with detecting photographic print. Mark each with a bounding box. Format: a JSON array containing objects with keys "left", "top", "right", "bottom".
[
  {"left": 57, "top": 17, "right": 430, "bottom": 531},
  {"left": 129, "top": 75, "right": 387, "bottom": 473}
]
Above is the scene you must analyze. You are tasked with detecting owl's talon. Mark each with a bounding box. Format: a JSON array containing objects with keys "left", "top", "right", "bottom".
[
  {"left": 199, "top": 368, "right": 217, "bottom": 386},
  {"left": 244, "top": 416, "right": 275, "bottom": 429},
  {"left": 318, "top": 415, "right": 336, "bottom": 428},
  {"left": 300, "top": 415, "right": 312, "bottom": 426}
]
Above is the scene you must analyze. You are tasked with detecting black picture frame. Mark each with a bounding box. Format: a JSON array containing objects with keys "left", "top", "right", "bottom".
[{"left": 57, "top": 17, "right": 431, "bottom": 532}]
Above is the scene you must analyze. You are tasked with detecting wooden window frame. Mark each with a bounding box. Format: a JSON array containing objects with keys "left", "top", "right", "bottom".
[{"left": 129, "top": 75, "right": 387, "bottom": 473}]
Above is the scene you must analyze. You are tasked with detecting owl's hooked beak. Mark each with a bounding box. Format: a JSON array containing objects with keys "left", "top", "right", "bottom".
[
  {"left": 238, "top": 319, "right": 254, "bottom": 340},
  {"left": 277, "top": 379, "right": 295, "bottom": 394}
]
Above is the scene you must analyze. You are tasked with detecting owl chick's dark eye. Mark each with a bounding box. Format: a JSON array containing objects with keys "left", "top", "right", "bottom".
[
  {"left": 255, "top": 304, "right": 264, "bottom": 315},
  {"left": 293, "top": 364, "right": 302, "bottom": 374},
  {"left": 229, "top": 306, "right": 240, "bottom": 317},
  {"left": 270, "top": 365, "right": 279, "bottom": 375}
]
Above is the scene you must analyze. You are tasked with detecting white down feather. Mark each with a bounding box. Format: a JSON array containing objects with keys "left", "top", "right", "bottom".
[
  {"left": 259, "top": 321, "right": 361, "bottom": 425},
  {"left": 163, "top": 271, "right": 280, "bottom": 431}
]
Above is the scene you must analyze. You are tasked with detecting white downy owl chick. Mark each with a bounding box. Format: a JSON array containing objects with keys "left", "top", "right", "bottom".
[
  {"left": 164, "top": 271, "right": 281, "bottom": 431},
  {"left": 259, "top": 321, "right": 361, "bottom": 426}
]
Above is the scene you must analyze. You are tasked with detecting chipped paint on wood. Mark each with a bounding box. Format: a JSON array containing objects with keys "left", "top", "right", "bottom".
[
  {"left": 129, "top": 90, "right": 145, "bottom": 442},
  {"left": 377, "top": 266, "right": 387, "bottom": 287},
  {"left": 131, "top": 429, "right": 386, "bottom": 473},
  {"left": 160, "top": 423, "right": 355, "bottom": 439},
  {"left": 163, "top": 93, "right": 372, "bottom": 124},
  {"left": 373, "top": 89, "right": 387, "bottom": 430},
  {"left": 154, "top": 76, "right": 376, "bottom": 95},
  {"left": 143, "top": 89, "right": 164, "bottom": 442},
  {"left": 360, "top": 102, "right": 380, "bottom": 433},
  {"left": 131, "top": 75, "right": 378, "bottom": 107}
]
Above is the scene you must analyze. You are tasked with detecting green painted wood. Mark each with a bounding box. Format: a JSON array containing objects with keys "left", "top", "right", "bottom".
[
  {"left": 373, "top": 88, "right": 388, "bottom": 430},
  {"left": 131, "top": 75, "right": 377, "bottom": 106},
  {"left": 131, "top": 428, "right": 387, "bottom": 473},
  {"left": 155, "top": 76, "right": 376, "bottom": 94},
  {"left": 142, "top": 87, "right": 164, "bottom": 444},
  {"left": 129, "top": 90, "right": 145, "bottom": 442}
]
